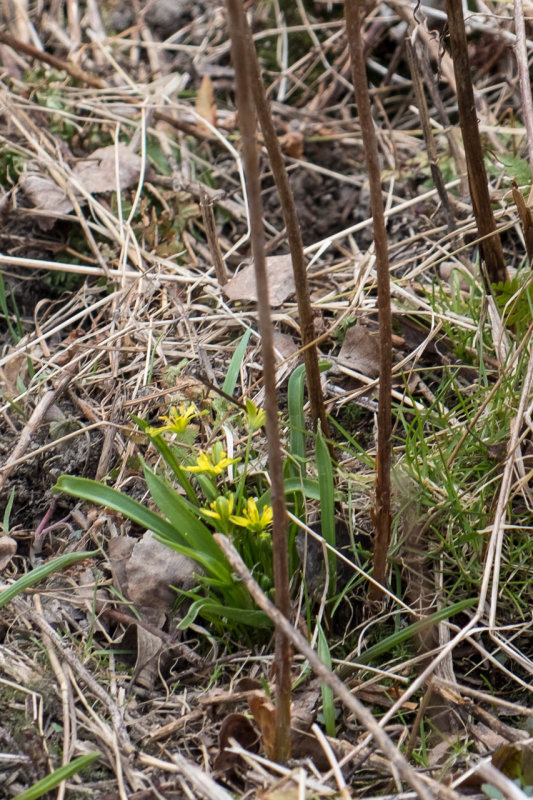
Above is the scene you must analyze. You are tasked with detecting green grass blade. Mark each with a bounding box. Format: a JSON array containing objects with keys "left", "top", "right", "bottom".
[
  {"left": 2, "top": 487, "right": 15, "bottom": 532},
  {"left": 222, "top": 329, "right": 252, "bottom": 394},
  {"left": 317, "top": 624, "right": 336, "bottom": 737},
  {"left": 0, "top": 551, "right": 97, "bottom": 608},
  {"left": 352, "top": 598, "right": 477, "bottom": 666},
  {"left": 16, "top": 752, "right": 101, "bottom": 800},
  {"left": 287, "top": 364, "right": 306, "bottom": 465},
  {"left": 315, "top": 420, "right": 336, "bottom": 595},
  {"left": 134, "top": 416, "right": 198, "bottom": 504},
  {"left": 141, "top": 462, "right": 225, "bottom": 564},
  {"left": 178, "top": 598, "right": 271, "bottom": 630},
  {"left": 0, "top": 271, "right": 20, "bottom": 343},
  {"left": 53, "top": 476, "right": 181, "bottom": 541}
]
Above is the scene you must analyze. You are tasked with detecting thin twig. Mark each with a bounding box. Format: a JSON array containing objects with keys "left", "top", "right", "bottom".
[
  {"left": 513, "top": 0, "right": 533, "bottom": 188},
  {"left": 0, "top": 364, "right": 76, "bottom": 492},
  {"left": 0, "top": 29, "right": 105, "bottom": 88},
  {"left": 344, "top": 0, "right": 392, "bottom": 599},
  {"left": 405, "top": 40, "right": 455, "bottom": 234},
  {"left": 240, "top": 10, "right": 330, "bottom": 437},
  {"left": 225, "top": 0, "right": 292, "bottom": 763},
  {"left": 445, "top": 0, "right": 506, "bottom": 284}
]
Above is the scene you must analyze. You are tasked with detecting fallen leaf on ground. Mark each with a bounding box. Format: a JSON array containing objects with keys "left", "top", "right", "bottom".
[
  {"left": 213, "top": 712, "right": 260, "bottom": 773},
  {"left": 195, "top": 74, "right": 217, "bottom": 129},
  {"left": 492, "top": 742, "right": 533, "bottom": 785},
  {"left": 280, "top": 131, "right": 304, "bottom": 159},
  {"left": 224, "top": 255, "right": 295, "bottom": 307},
  {"left": 108, "top": 532, "right": 198, "bottom": 688},
  {"left": 338, "top": 323, "right": 381, "bottom": 378},
  {"left": 272, "top": 331, "right": 298, "bottom": 361},
  {"left": 20, "top": 143, "right": 142, "bottom": 219},
  {"left": 0, "top": 537, "right": 17, "bottom": 571},
  {"left": 249, "top": 692, "right": 277, "bottom": 760}
]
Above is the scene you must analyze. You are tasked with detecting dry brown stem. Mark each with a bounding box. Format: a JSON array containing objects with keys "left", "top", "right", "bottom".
[
  {"left": 225, "top": 0, "right": 292, "bottom": 763},
  {"left": 445, "top": 0, "right": 506, "bottom": 284},
  {"left": 0, "top": 29, "right": 105, "bottom": 88},
  {"left": 344, "top": 0, "right": 392, "bottom": 599},
  {"left": 240, "top": 12, "right": 330, "bottom": 437}
]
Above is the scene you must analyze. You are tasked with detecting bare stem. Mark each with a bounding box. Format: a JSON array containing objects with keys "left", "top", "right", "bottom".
[
  {"left": 344, "top": 0, "right": 392, "bottom": 600},
  {"left": 237, "top": 13, "right": 329, "bottom": 437},
  {"left": 445, "top": 0, "right": 506, "bottom": 284},
  {"left": 225, "top": 0, "right": 291, "bottom": 763},
  {"left": 513, "top": 0, "right": 533, "bottom": 188}
]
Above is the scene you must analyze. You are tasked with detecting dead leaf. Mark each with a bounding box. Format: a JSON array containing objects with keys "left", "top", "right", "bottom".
[
  {"left": 224, "top": 255, "right": 295, "bottom": 307},
  {"left": 213, "top": 712, "right": 260, "bottom": 773},
  {"left": 124, "top": 531, "right": 198, "bottom": 609},
  {"left": 512, "top": 179, "right": 533, "bottom": 263},
  {"left": 108, "top": 532, "right": 199, "bottom": 688},
  {"left": 492, "top": 742, "right": 533, "bottom": 785},
  {"left": 280, "top": 131, "right": 304, "bottom": 159},
  {"left": 272, "top": 331, "right": 298, "bottom": 362},
  {"left": 338, "top": 323, "right": 381, "bottom": 378},
  {"left": 248, "top": 692, "right": 277, "bottom": 760},
  {"left": 20, "top": 175, "right": 74, "bottom": 217},
  {"left": 0, "top": 537, "right": 17, "bottom": 570},
  {"left": 0, "top": 335, "right": 45, "bottom": 396},
  {"left": 20, "top": 143, "right": 142, "bottom": 218},
  {"left": 195, "top": 75, "right": 217, "bottom": 129}
]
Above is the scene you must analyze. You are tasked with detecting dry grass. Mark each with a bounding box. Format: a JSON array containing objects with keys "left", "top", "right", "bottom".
[{"left": 0, "top": 1, "right": 532, "bottom": 798}]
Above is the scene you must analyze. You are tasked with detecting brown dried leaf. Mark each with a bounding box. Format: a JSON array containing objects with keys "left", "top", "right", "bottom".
[
  {"left": 338, "top": 323, "right": 381, "bottom": 378},
  {"left": 214, "top": 712, "right": 259, "bottom": 773},
  {"left": 73, "top": 143, "right": 142, "bottom": 195},
  {"left": 20, "top": 143, "right": 142, "bottom": 217},
  {"left": 20, "top": 175, "right": 74, "bottom": 216},
  {"left": 0, "top": 536, "right": 17, "bottom": 571},
  {"left": 248, "top": 692, "right": 277, "bottom": 760},
  {"left": 272, "top": 331, "right": 298, "bottom": 361},
  {"left": 279, "top": 131, "right": 304, "bottom": 159},
  {"left": 492, "top": 742, "right": 533, "bottom": 785},
  {"left": 195, "top": 75, "right": 217, "bottom": 129},
  {"left": 124, "top": 531, "right": 198, "bottom": 610},
  {"left": 224, "top": 255, "right": 295, "bottom": 307}
]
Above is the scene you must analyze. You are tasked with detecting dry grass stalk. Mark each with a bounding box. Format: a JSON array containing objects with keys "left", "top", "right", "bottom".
[
  {"left": 344, "top": 0, "right": 392, "bottom": 600},
  {"left": 238, "top": 8, "right": 330, "bottom": 437},
  {"left": 225, "top": 0, "right": 292, "bottom": 763},
  {"left": 445, "top": 0, "right": 506, "bottom": 284}
]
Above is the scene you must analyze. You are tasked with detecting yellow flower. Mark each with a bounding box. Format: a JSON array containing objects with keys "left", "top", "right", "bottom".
[
  {"left": 230, "top": 497, "right": 273, "bottom": 533},
  {"left": 145, "top": 404, "right": 199, "bottom": 436},
  {"left": 201, "top": 494, "right": 235, "bottom": 532},
  {"left": 185, "top": 447, "right": 238, "bottom": 476},
  {"left": 245, "top": 398, "right": 266, "bottom": 432}
]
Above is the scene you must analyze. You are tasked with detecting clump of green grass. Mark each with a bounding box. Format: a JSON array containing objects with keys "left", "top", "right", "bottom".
[{"left": 54, "top": 337, "right": 339, "bottom": 644}]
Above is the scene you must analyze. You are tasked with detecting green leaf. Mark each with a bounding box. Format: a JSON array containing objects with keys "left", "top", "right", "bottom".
[
  {"left": 177, "top": 597, "right": 271, "bottom": 630},
  {"left": 141, "top": 462, "right": 225, "bottom": 565},
  {"left": 497, "top": 152, "right": 532, "bottom": 187},
  {"left": 0, "top": 551, "right": 97, "bottom": 609},
  {"left": 354, "top": 598, "right": 477, "bottom": 666},
  {"left": 2, "top": 487, "right": 15, "bottom": 532},
  {"left": 287, "top": 364, "right": 306, "bottom": 465},
  {"left": 16, "top": 752, "right": 100, "bottom": 800},
  {"left": 316, "top": 420, "right": 336, "bottom": 595},
  {"left": 261, "top": 477, "right": 325, "bottom": 504},
  {"left": 53, "top": 476, "right": 181, "bottom": 541},
  {"left": 482, "top": 785, "right": 504, "bottom": 800},
  {"left": 222, "top": 329, "right": 252, "bottom": 395}
]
